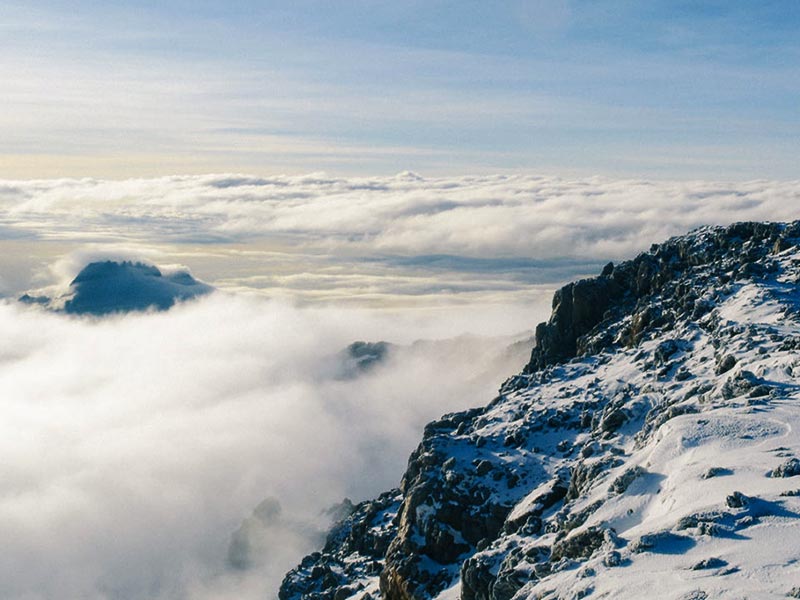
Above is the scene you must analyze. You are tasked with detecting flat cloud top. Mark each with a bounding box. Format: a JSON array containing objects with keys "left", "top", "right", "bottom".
[
  {"left": 0, "top": 294, "right": 532, "bottom": 599},
  {"left": 1, "top": 173, "right": 798, "bottom": 307},
  {"left": 3, "top": 173, "right": 799, "bottom": 256}
]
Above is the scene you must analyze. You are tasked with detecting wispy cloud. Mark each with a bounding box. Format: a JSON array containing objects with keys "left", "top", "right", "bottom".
[
  {"left": 0, "top": 294, "right": 531, "bottom": 599},
  {"left": 1, "top": 2, "right": 798, "bottom": 178}
]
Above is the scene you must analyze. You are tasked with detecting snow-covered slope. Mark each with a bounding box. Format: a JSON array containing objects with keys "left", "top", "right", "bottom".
[{"left": 278, "top": 222, "right": 800, "bottom": 600}]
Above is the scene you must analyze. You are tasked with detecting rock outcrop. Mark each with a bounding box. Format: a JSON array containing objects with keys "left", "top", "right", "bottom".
[
  {"left": 279, "top": 221, "right": 800, "bottom": 600},
  {"left": 526, "top": 221, "right": 789, "bottom": 372}
]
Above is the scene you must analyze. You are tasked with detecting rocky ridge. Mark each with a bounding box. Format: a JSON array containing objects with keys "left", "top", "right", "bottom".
[{"left": 280, "top": 221, "right": 800, "bottom": 600}]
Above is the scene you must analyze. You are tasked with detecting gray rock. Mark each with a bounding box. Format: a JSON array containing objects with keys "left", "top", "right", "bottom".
[
  {"left": 550, "top": 527, "right": 608, "bottom": 561},
  {"left": 770, "top": 458, "right": 800, "bottom": 478},
  {"left": 715, "top": 354, "right": 737, "bottom": 375},
  {"left": 726, "top": 491, "right": 749, "bottom": 509},
  {"left": 690, "top": 557, "right": 727, "bottom": 570}
]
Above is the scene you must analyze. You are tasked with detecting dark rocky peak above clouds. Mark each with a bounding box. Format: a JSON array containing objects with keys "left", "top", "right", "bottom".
[{"left": 20, "top": 260, "right": 213, "bottom": 316}]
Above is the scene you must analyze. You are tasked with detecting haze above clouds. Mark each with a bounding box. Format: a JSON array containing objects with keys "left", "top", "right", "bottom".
[{"left": 2, "top": 2, "right": 798, "bottom": 178}]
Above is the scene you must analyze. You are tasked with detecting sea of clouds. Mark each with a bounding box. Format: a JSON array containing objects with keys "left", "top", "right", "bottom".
[
  {"left": 0, "top": 294, "right": 532, "bottom": 600},
  {"left": 1, "top": 173, "right": 799, "bottom": 599},
  {"left": 2, "top": 173, "right": 799, "bottom": 301}
]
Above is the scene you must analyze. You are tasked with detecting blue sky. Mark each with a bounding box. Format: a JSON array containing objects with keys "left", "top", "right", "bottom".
[{"left": 1, "top": 1, "right": 798, "bottom": 178}]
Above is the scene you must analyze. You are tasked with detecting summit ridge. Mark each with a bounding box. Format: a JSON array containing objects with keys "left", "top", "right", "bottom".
[{"left": 280, "top": 221, "right": 800, "bottom": 600}]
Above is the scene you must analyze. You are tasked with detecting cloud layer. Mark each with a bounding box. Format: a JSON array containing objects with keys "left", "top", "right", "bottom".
[
  {"left": 2, "top": 174, "right": 799, "bottom": 304},
  {"left": 0, "top": 294, "right": 532, "bottom": 600}
]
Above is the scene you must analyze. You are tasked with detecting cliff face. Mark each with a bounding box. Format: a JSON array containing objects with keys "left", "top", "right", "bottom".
[
  {"left": 279, "top": 222, "right": 800, "bottom": 600},
  {"left": 525, "top": 221, "right": 789, "bottom": 373}
]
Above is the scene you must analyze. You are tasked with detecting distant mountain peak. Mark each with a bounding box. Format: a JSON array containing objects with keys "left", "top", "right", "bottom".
[
  {"left": 20, "top": 260, "right": 213, "bottom": 316},
  {"left": 70, "top": 260, "right": 162, "bottom": 284}
]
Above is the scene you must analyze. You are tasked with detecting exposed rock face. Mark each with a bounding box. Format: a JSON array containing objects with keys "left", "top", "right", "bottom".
[
  {"left": 279, "top": 221, "right": 800, "bottom": 600},
  {"left": 527, "top": 276, "right": 623, "bottom": 371},
  {"left": 526, "top": 221, "right": 790, "bottom": 373},
  {"left": 279, "top": 491, "right": 402, "bottom": 600}
]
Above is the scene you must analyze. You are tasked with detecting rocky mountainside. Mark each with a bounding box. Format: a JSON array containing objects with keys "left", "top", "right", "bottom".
[{"left": 279, "top": 221, "right": 800, "bottom": 600}]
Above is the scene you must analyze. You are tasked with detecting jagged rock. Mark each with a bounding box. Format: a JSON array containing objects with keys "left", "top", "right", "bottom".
[
  {"left": 460, "top": 553, "right": 497, "bottom": 600},
  {"left": 716, "top": 354, "right": 737, "bottom": 375},
  {"left": 654, "top": 339, "right": 680, "bottom": 365},
  {"left": 600, "top": 408, "right": 628, "bottom": 434},
  {"left": 524, "top": 221, "right": 800, "bottom": 373},
  {"left": 749, "top": 384, "right": 772, "bottom": 398},
  {"left": 769, "top": 458, "right": 800, "bottom": 478},
  {"left": 722, "top": 370, "right": 760, "bottom": 399},
  {"left": 566, "top": 457, "right": 620, "bottom": 501},
  {"left": 474, "top": 459, "right": 493, "bottom": 476},
  {"left": 527, "top": 276, "right": 623, "bottom": 371},
  {"left": 631, "top": 531, "right": 692, "bottom": 554},
  {"left": 279, "top": 491, "right": 401, "bottom": 600},
  {"left": 609, "top": 465, "right": 646, "bottom": 495},
  {"left": 503, "top": 477, "right": 568, "bottom": 534},
  {"left": 726, "top": 491, "right": 749, "bottom": 509},
  {"left": 550, "top": 526, "right": 609, "bottom": 562}
]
